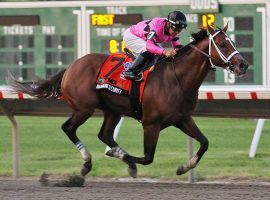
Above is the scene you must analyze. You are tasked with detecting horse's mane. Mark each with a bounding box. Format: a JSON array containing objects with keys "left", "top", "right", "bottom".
[
  {"left": 176, "top": 28, "right": 208, "bottom": 56},
  {"left": 190, "top": 28, "right": 208, "bottom": 42}
]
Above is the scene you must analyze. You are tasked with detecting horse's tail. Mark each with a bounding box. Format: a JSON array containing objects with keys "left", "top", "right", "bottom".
[{"left": 7, "top": 69, "right": 66, "bottom": 99}]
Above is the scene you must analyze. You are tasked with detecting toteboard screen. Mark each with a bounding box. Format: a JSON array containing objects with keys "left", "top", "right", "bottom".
[{"left": 0, "top": 2, "right": 265, "bottom": 86}]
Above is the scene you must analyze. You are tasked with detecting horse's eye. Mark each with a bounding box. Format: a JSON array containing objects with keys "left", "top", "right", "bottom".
[{"left": 220, "top": 42, "right": 226, "bottom": 48}]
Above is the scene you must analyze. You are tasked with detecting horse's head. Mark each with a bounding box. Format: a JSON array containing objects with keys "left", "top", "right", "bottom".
[{"left": 207, "top": 24, "right": 249, "bottom": 76}]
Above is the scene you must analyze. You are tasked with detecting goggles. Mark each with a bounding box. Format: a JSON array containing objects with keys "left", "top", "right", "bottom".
[
  {"left": 170, "top": 25, "right": 183, "bottom": 32},
  {"left": 168, "top": 19, "right": 187, "bottom": 32}
]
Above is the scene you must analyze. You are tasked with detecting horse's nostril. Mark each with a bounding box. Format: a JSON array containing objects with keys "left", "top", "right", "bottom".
[{"left": 239, "top": 62, "right": 248, "bottom": 70}]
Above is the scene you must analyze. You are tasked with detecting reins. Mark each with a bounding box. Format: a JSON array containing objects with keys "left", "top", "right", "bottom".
[
  {"left": 188, "top": 44, "right": 212, "bottom": 59},
  {"left": 187, "top": 43, "right": 217, "bottom": 71}
]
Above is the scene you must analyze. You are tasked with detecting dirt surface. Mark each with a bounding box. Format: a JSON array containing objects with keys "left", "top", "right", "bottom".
[{"left": 1, "top": 177, "right": 270, "bottom": 200}]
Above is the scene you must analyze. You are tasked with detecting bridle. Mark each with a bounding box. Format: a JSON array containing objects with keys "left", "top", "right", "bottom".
[
  {"left": 169, "top": 29, "right": 240, "bottom": 99},
  {"left": 189, "top": 30, "right": 239, "bottom": 72}
]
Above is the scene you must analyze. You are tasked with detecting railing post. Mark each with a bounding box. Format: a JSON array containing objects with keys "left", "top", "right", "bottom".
[
  {"left": 187, "top": 136, "right": 195, "bottom": 183},
  {"left": 249, "top": 119, "right": 266, "bottom": 158},
  {"left": 0, "top": 103, "right": 19, "bottom": 178}
]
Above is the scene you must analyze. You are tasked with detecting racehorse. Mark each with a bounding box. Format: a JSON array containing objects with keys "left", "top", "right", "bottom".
[{"left": 8, "top": 25, "right": 248, "bottom": 178}]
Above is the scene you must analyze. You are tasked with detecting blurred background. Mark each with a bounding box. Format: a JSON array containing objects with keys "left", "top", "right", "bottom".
[{"left": 0, "top": 0, "right": 269, "bottom": 181}]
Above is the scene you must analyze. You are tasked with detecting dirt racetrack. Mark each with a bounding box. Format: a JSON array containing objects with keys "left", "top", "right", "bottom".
[{"left": 1, "top": 177, "right": 270, "bottom": 200}]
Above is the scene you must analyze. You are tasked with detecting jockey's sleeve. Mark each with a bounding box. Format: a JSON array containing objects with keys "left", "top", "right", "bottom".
[
  {"left": 146, "top": 30, "right": 165, "bottom": 55},
  {"left": 146, "top": 40, "right": 165, "bottom": 55}
]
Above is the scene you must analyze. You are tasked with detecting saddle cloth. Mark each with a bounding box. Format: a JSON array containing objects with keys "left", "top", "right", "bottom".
[{"left": 96, "top": 53, "right": 152, "bottom": 102}]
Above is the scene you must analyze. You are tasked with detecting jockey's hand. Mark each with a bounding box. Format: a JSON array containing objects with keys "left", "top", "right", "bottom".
[{"left": 164, "top": 49, "right": 177, "bottom": 58}]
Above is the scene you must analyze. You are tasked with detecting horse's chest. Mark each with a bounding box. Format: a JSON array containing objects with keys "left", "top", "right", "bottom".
[
  {"left": 169, "top": 98, "right": 198, "bottom": 119},
  {"left": 168, "top": 95, "right": 197, "bottom": 108},
  {"left": 162, "top": 99, "right": 196, "bottom": 120}
]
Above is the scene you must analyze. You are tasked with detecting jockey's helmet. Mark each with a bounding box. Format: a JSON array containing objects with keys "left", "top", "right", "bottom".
[{"left": 167, "top": 11, "right": 187, "bottom": 32}]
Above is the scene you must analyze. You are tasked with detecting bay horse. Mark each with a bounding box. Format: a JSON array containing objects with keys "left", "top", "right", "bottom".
[{"left": 9, "top": 25, "right": 248, "bottom": 178}]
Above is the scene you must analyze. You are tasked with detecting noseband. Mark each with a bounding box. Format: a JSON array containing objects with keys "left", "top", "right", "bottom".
[{"left": 189, "top": 30, "right": 239, "bottom": 71}]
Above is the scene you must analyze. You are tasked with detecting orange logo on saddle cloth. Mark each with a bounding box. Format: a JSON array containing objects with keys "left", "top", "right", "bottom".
[{"left": 96, "top": 53, "right": 151, "bottom": 102}]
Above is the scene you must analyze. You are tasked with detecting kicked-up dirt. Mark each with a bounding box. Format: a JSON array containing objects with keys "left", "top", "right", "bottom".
[{"left": 1, "top": 177, "right": 270, "bottom": 200}]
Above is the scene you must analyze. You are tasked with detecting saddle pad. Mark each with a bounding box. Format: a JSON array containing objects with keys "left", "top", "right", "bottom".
[{"left": 96, "top": 53, "right": 151, "bottom": 102}]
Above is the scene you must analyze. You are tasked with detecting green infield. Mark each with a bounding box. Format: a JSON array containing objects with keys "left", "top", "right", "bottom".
[{"left": 0, "top": 116, "right": 270, "bottom": 181}]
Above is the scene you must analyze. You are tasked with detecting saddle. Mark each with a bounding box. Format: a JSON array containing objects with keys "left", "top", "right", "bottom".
[{"left": 96, "top": 51, "right": 155, "bottom": 120}]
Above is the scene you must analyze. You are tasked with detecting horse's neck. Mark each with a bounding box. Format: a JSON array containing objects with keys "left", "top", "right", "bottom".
[{"left": 175, "top": 38, "right": 210, "bottom": 94}]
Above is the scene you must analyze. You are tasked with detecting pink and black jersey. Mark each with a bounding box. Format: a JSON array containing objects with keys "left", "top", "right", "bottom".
[{"left": 129, "top": 17, "right": 181, "bottom": 55}]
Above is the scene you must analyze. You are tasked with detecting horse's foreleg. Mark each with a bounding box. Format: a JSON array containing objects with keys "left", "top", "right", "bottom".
[
  {"left": 104, "top": 123, "right": 160, "bottom": 178},
  {"left": 174, "top": 117, "right": 209, "bottom": 175},
  {"left": 122, "top": 123, "right": 160, "bottom": 167},
  {"left": 61, "top": 111, "right": 93, "bottom": 176},
  {"left": 98, "top": 111, "right": 137, "bottom": 178},
  {"left": 106, "top": 146, "right": 138, "bottom": 178}
]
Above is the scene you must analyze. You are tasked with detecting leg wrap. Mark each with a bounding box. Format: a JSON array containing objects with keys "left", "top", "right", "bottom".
[{"left": 75, "top": 141, "right": 91, "bottom": 162}]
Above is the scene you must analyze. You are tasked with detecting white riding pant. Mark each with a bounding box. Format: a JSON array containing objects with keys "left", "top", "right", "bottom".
[{"left": 123, "top": 28, "right": 146, "bottom": 57}]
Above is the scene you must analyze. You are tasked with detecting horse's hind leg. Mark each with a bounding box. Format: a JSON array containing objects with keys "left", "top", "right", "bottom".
[
  {"left": 97, "top": 111, "right": 120, "bottom": 148},
  {"left": 174, "top": 117, "right": 209, "bottom": 175},
  {"left": 98, "top": 111, "right": 137, "bottom": 178},
  {"left": 61, "top": 110, "right": 94, "bottom": 176}
]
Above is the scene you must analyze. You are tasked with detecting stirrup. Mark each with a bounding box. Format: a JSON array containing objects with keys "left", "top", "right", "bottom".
[
  {"left": 122, "top": 71, "right": 143, "bottom": 82},
  {"left": 134, "top": 73, "right": 143, "bottom": 82}
]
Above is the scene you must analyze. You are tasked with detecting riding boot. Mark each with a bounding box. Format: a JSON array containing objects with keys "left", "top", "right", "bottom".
[{"left": 123, "top": 51, "right": 153, "bottom": 81}]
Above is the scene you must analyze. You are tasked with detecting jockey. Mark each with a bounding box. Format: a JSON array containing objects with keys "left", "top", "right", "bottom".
[{"left": 122, "top": 11, "right": 188, "bottom": 81}]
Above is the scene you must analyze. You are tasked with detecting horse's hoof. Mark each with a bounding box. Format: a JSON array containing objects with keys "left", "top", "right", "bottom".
[
  {"left": 128, "top": 165, "right": 137, "bottom": 178},
  {"left": 128, "top": 163, "right": 137, "bottom": 178},
  {"left": 105, "top": 148, "right": 114, "bottom": 157},
  {"left": 80, "top": 161, "right": 92, "bottom": 176},
  {"left": 176, "top": 165, "right": 186, "bottom": 175}
]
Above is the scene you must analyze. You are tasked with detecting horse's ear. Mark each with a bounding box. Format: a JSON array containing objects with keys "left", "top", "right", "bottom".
[
  {"left": 222, "top": 23, "right": 228, "bottom": 32},
  {"left": 207, "top": 24, "right": 215, "bottom": 35},
  {"left": 222, "top": 23, "right": 228, "bottom": 33}
]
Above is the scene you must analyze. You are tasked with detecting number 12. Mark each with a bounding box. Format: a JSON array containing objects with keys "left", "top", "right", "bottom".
[{"left": 202, "top": 14, "right": 215, "bottom": 28}]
